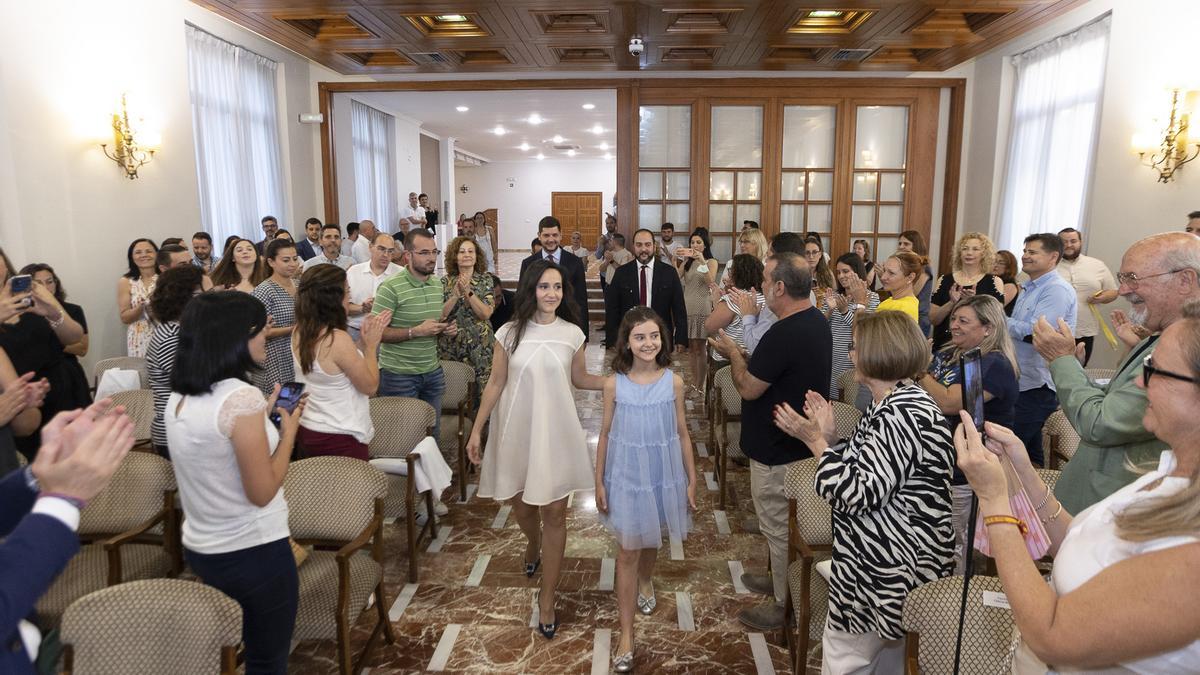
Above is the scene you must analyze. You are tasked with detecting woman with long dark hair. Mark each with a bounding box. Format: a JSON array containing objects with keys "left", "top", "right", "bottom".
[
  {"left": 291, "top": 265, "right": 390, "bottom": 460},
  {"left": 251, "top": 239, "right": 300, "bottom": 394},
  {"left": 210, "top": 238, "right": 267, "bottom": 293},
  {"left": 146, "top": 265, "right": 206, "bottom": 457},
  {"left": 166, "top": 291, "right": 304, "bottom": 674},
  {"left": 24, "top": 263, "right": 88, "bottom": 361},
  {"left": 803, "top": 237, "right": 836, "bottom": 293},
  {"left": 992, "top": 249, "right": 1021, "bottom": 316},
  {"left": 853, "top": 239, "right": 877, "bottom": 290},
  {"left": 467, "top": 259, "right": 604, "bottom": 640},
  {"left": 675, "top": 227, "right": 718, "bottom": 395},
  {"left": 822, "top": 252, "right": 879, "bottom": 400},
  {"left": 897, "top": 230, "right": 934, "bottom": 336},
  {"left": 117, "top": 237, "right": 159, "bottom": 356}
]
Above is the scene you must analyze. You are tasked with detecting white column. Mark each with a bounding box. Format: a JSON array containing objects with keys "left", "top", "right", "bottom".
[{"left": 437, "top": 136, "right": 456, "bottom": 273}]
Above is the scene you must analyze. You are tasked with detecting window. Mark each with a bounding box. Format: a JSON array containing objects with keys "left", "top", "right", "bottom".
[
  {"left": 185, "top": 24, "right": 286, "bottom": 245},
  {"left": 780, "top": 105, "right": 836, "bottom": 236},
  {"left": 350, "top": 99, "right": 398, "bottom": 233},
  {"left": 708, "top": 105, "right": 763, "bottom": 261},
  {"left": 851, "top": 105, "right": 909, "bottom": 255},
  {"left": 997, "top": 16, "right": 1111, "bottom": 255},
  {"left": 638, "top": 106, "right": 691, "bottom": 236}
]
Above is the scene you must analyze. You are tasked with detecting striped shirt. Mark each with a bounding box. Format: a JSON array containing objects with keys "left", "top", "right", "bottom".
[
  {"left": 374, "top": 267, "right": 443, "bottom": 374},
  {"left": 146, "top": 320, "right": 181, "bottom": 449}
]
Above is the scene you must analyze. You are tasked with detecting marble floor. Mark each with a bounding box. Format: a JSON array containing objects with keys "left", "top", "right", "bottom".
[{"left": 287, "top": 252, "right": 820, "bottom": 673}]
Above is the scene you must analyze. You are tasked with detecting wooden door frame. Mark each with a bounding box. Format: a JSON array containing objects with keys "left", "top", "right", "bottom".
[{"left": 317, "top": 77, "right": 965, "bottom": 272}]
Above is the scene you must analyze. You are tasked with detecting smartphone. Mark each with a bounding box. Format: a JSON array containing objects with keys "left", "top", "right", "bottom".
[
  {"left": 269, "top": 382, "right": 305, "bottom": 426},
  {"left": 676, "top": 247, "right": 694, "bottom": 258},
  {"left": 10, "top": 274, "right": 31, "bottom": 294},
  {"left": 959, "top": 348, "right": 986, "bottom": 432}
]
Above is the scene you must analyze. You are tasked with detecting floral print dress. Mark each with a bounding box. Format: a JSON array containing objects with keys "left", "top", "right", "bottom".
[
  {"left": 126, "top": 275, "right": 158, "bottom": 357},
  {"left": 438, "top": 273, "right": 496, "bottom": 394}
]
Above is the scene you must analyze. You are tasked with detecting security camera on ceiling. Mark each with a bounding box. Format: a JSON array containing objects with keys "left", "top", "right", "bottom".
[{"left": 628, "top": 37, "right": 644, "bottom": 57}]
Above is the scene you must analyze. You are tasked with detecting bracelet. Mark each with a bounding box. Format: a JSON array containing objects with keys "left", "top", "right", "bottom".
[
  {"left": 48, "top": 312, "right": 66, "bottom": 329},
  {"left": 407, "top": 327, "right": 413, "bottom": 341},
  {"left": 1034, "top": 483, "right": 1052, "bottom": 511},
  {"left": 1041, "top": 501, "right": 1064, "bottom": 524},
  {"left": 39, "top": 491, "right": 87, "bottom": 510},
  {"left": 983, "top": 515, "right": 1028, "bottom": 535}
]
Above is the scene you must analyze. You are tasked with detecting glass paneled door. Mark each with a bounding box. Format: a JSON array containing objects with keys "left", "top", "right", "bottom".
[
  {"left": 638, "top": 106, "right": 692, "bottom": 237},
  {"left": 850, "top": 105, "right": 910, "bottom": 259},
  {"left": 780, "top": 105, "right": 836, "bottom": 241},
  {"left": 708, "top": 106, "right": 763, "bottom": 262}
]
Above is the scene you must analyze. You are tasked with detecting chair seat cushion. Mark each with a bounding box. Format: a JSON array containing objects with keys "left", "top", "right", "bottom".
[
  {"left": 722, "top": 421, "right": 745, "bottom": 460},
  {"left": 292, "top": 551, "right": 382, "bottom": 641},
  {"left": 36, "top": 543, "right": 171, "bottom": 629}
]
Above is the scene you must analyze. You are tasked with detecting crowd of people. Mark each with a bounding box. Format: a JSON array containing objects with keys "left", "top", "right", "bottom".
[{"left": 3, "top": 207, "right": 1200, "bottom": 674}]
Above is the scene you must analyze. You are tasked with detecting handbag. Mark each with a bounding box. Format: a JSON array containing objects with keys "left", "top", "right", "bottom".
[{"left": 972, "top": 457, "right": 1052, "bottom": 559}]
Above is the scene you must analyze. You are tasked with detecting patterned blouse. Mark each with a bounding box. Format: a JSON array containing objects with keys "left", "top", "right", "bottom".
[
  {"left": 438, "top": 273, "right": 496, "bottom": 391},
  {"left": 126, "top": 275, "right": 157, "bottom": 358},
  {"left": 251, "top": 279, "right": 297, "bottom": 395},
  {"left": 814, "top": 383, "right": 954, "bottom": 640}
]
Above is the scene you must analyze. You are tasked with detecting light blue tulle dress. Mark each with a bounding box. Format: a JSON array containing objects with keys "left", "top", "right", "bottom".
[{"left": 602, "top": 370, "right": 692, "bottom": 550}]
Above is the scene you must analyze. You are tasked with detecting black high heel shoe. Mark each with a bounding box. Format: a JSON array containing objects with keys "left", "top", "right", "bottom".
[
  {"left": 535, "top": 591, "right": 559, "bottom": 639},
  {"left": 524, "top": 557, "right": 542, "bottom": 578}
]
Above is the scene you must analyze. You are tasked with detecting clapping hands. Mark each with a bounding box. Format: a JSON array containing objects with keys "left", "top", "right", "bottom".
[
  {"left": 1111, "top": 309, "right": 1151, "bottom": 348},
  {"left": 773, "top": 391, "right": 837, "bottom": 455}
]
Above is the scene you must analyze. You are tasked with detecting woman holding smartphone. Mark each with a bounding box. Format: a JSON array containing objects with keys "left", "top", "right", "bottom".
[
  {"left": 675, "top": 227, "right": 718, "bottom": 396},
  {"left": 166, "top": 291, "right": 306, "bottom": 674}
]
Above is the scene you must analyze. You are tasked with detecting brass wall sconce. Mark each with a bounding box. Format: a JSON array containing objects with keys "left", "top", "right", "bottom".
[
  {"left": 1133, "top": 88, "right": 1199, "bottom": 183},
  {"left": 101, "top": 93, "right": 157, "bottom": 180}
]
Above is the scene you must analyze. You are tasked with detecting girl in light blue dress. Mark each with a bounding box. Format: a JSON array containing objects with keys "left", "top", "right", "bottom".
[{"left": 595, "top": 306, "right": 697, "bottom": 673}]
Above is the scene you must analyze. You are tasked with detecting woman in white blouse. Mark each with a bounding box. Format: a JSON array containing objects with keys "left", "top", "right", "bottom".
[
  {"left": 165, "top": 291, "right": 307, "bottom": 674},
  {"left": 955, "top": 304, "right": 1200, "bottom": 673}
]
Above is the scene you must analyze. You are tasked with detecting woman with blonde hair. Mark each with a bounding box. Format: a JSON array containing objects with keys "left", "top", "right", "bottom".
[
  {"left": 929, "top": 232, "right": 1006, "bottom": 351},
  {"left": 719, "top": 228, "right": 769, "bottom": 287},
  {"left": 876, "top": 251, "right": 927, "bottom": 323},
  {"left": 954, "top": 301, "right": 1200, "bottom": 672},
  {"left": 439, "top": 235, "right": 497, "bottom": 399}
]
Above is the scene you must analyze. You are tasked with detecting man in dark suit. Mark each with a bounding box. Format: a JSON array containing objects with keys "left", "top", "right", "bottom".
[
  {"left": 294, "top": 217, "right": 322, "bottom": 261},
  {"left": 606, "top": 228, "right": 689, "bottom": 350},
  {"left": 255, "top": 215, "right": 279, "bottom": 255},
  {"left": 520, "top": 216, "right": 590, "bottom": 341}
]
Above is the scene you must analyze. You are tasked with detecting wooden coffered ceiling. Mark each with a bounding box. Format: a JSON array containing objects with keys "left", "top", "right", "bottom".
[{"left": 191, "top": 1, "right": 1089, "bottom": 74}]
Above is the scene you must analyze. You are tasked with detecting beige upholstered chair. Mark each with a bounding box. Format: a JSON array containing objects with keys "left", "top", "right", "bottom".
[
  {"left": 284, "top": 456, "right": 394, "bottom": 675},
  {"left": 1085, "top": 367, "right": 1117, "bottom": 382},
  {"left": 1043, "top": 410, "right": 1080, "bottom": 470},
  {"left": 61, "top": 578, "right": 241, "bottom": 675},
  {"left": 367, "top": 396, "right": 439, "bottom": 582},
  {"left": 106, "top": 389, "right": 154, "bottom": 450},
  {"left": 784, "top": 457, "right": 834, "bottom": 674},
  {"left": 91, "top": 355, "right": 147, "bottom": 391},
  {"left": 1036, "top": 468, "right": 1061, "bottom": 494},
  {"left": 711, "top": 365, "right": 743, "bottom": 511},
  {"left": 902, "top": 575, "right": 1015, "bottom": 675},
  {"left": 35, "top": 452, "right": 178, "bottom": 629},
  {"left": 836, "top": 369, "right": 859, "bottom": 405},
  {"left": 830, "top": 400, "right": 862, "bottom": 441},
  {"left": 439, "top": 359, "right": 477, "bottom": 502}
]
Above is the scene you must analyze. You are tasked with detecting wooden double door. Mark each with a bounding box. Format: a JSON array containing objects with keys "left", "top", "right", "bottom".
[{"left": 551, "top": 192, "right": 603, "bottom": 248}]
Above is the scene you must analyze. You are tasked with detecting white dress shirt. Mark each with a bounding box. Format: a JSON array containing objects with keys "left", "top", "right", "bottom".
[
  {"left": 346, "top": 260, "right": 402, "bottom": 329},
  {"left": 351, "top": 236, "right": 372, "bottom": 264}
]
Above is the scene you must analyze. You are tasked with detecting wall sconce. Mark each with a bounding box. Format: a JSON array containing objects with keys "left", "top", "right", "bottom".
[
  {"left": 100, "top": 93, "right": 158, "bottom": 180},
  {"left": 1132, "top": 88, "right": 1199, "bottom": 183}
]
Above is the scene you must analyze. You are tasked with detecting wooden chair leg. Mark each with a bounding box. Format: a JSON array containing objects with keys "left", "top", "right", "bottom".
[
  {"left": 375, "top": 582, "right": 396, "bottom": 644},
  {"left": 405, "top": 476, "right": 418, "bottom": 583},
  {"left": 425, "top": 490, "right": 439, "bottom": 540},
  {"left": 220, "top": 645, "right": 238, "bottom": 675},
  {"left": 336, "top": 607, "right": 352, "bottom": 675}
]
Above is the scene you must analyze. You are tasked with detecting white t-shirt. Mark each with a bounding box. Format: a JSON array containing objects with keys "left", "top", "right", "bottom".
[
  {"left": 1057, "top": 255, "right": 1118, "bottom": 337},
  {"left": 397, "top": 204, "right": 426, "bottom": 230},
  {"left": 346, "top": 261, "right": 402, "bottom": 328},
  {"left": 658, "top": 239, "right": 683, "bottom": 266},
  {"left": 351, "top": 236, "right": 372, "bottom": 264}
]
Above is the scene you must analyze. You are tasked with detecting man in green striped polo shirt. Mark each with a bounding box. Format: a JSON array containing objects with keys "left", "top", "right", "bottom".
[{"left": 374, "top": 228, "right": 456, "bottom": 442}]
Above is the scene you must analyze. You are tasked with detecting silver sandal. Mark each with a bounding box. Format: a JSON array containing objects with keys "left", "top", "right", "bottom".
[
  {"left": 612, "top": 649, "right": 634, "bottom": 673},
  {"left": 635, "top": 583, "right": 656, "bottom": 615}
]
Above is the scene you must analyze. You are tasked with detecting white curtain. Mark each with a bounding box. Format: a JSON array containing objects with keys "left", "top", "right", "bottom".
[
  {"left": 185, "top": 24, "right": 286, "bottom": 246},
  {"left": 996, "top": 16, "right": 1111, "bottom": 255},
  {"left": 351, "top": 99, "right": 398, "bottom": 232}
]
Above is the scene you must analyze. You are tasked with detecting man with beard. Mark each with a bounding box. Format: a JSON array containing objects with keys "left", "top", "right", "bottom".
[
  {"left": 657, "top": 222, "right": 682, "bottom": 266},
  {"left": 607, "top": 229, "right": 689, "bottom": 349},
  {"left": 1057, "top": 228, "right": 1118, "bottom": 365},
  {"left": 1032, "top": 232, "right": 1200, "bottom": 512}
]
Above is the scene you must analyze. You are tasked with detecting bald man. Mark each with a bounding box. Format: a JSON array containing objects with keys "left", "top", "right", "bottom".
[
  {"left": 1032, "top": 232, "right": 1200, "bottom": 512},
  {"left": 351, "top": 220, "right": 378, "bottom": 264}
]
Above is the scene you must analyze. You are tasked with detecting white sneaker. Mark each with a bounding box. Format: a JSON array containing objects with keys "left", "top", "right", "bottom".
[{"left": 434, "top": 500, "right": 449, "bottom": 516}]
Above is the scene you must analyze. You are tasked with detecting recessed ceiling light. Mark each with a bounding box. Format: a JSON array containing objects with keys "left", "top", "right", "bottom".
[
  {"left": 566, "top": 149, "right": 576, "bottom": 157},
  {"left": 598, "top": 142, "right": 609, "bottom": 151},
  {"left": 493, "top": 125, "right": 506, "bottom": 136},
  {"left": 808, "top": 10, "right": 843, "bottom": 19},
  {"left": 456, "top": 105, "right": 469, "bottom": 112},
  {"left": 519, "top": 142, "right": 530, "bottom": 151},
  {"left": 590, "top": 124, "right": 604, "bottom": 135},
  {"left": 437, "top": 14, "right": 468, "bottom": 22},
  {"left": 552, "top": 134, "right": 564, "bottom": 144},
  {"left": 536, "top": 153, "right": 545, "bottom": 160},
  {"left": 582, "top": 103, "right": 595, "bottom": 110},
  {"left": 604, "top": 152, "right": 613, "bottom": 160},
  {"left": 527, "top": 113, "right": 543, "bottom": 125}
]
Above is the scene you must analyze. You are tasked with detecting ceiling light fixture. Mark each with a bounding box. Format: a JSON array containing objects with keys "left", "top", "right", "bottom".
[
  {"left": 566, "top": 149, "right": 576, "bottom": 157},
  {"left": 590, "top": 124, "right": 604, "bottom": 135},
  {"left": 519, "top": 142, "right": 530, "bottom": 151},
  {"left": 527, "top": 113, "right": 543, "bottom": 125},
  {"left": 456, "top": 105, "right": 469, "bottom": 112},
  {"left": 492, "top": 125, "right": 506, "bottom": 136},
  {"left": 436, "top": 14, "right": 468, "bottom": 22},
  {"left": 582, "top": 103, "right": 595, "bottom": 110},
  {"left": 604, "top": 152, "right": 613, "bottom": 160},
  {"left": 552, "top": 134, "right": 564, "bottom": 144},
  {"left": 598, "top": 142, "right": 609, "bottom": 151},
  {"left": 536, "top": 153, "right": 545, "bottom": 160}
]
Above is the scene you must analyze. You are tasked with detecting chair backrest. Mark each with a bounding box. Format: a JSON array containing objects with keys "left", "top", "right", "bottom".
[
  {"left": 837, "top": 369, "right": 858, "bottom": 404},
  {"left": 439, "top": 360, "right": 476, "bottom": 412},
  {"left": 901, "top": 575, "right": 1014, "bottom": 675},
  {"left": 93, "top": 356, "right": 148, "bottom": 389},
  {"left": 1042, "top": 410, "right": 1079, "bottom": 463},
  {"left": 784, "top": 458, "right": 833, "bottom": 547},
  {"left": 1085, "top": 367, "right": 1117, "bottom": 382},
  {"left": 830, "top": 400, "right": 862, "bottom": 441},
  {"left": 106, "top": 389, "right": 154, "bottom": 445},
  {"left": 367, "top": 396, "right": 436, "bottom": 459},
  {"left": 712, "top": 366, "right": 741, "bottom": 416},
  {"left": 284, "top": 456, "right": 388, "bottom": 541},
  {"left": 1035, "top": 468, "right": 1061, "bottom": 494},
  {"left": 80, "top": 452, "right": 175, "bottom": 536},
  {"left": 61, "top": 578, "right": 240, "bottom": 674}
]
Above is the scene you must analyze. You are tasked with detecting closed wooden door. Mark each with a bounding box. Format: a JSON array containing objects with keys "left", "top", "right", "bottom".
[{"left": 552, "top": 192, "right": 602, "bottom": 248}]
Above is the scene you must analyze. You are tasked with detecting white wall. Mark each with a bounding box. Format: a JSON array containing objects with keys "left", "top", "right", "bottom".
[
  {"left": 960, "top": 0, "right": 1200, "bottom": 367},
  {"left": 456, "top": 159, "right": 617, "bottom": 250},
  {"left": 331, "top": 93, "right": 422, "bottom": 229},
  {"left": 0, "top": 0, "right": 348, "bottom": 373}
]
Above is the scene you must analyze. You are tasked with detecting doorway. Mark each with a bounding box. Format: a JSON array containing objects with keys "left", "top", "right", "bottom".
[{"left": 551, "top": 192, "right": 603, "bottom": 248}]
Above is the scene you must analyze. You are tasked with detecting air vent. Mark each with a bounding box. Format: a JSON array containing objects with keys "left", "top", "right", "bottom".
[
  {"left": 409, "top": 52, "right": 449, "bottom": 64},
  {"left": 830, "top": 48, "right": 874, "bottom": 62}
]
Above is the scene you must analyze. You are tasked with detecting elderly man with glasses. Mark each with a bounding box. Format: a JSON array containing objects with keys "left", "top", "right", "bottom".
[{"left": 1031, "top": 231, "right": 1200, "bottom": 512}]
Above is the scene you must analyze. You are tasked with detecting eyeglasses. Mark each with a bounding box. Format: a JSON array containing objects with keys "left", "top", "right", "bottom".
[
  {"left": 1142, "top": 354, "right": 1197, "bottom": 387},
  {"left": 374, "top": 246, "right": 397, "bottom": 255},
  {"left": 414, "top": 249, "right": 441, "bottom": 257},
  {"left": 1116, "top": 268, "right": 1185, "bottom": 288}
]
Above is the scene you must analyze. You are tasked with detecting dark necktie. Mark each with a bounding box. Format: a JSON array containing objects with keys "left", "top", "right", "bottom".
[
  {"left": 547, "top": 252, "right": 557, "bottom": 265},
  {"left": 639, "top": 265, "right": 648, "bottom": 306}
]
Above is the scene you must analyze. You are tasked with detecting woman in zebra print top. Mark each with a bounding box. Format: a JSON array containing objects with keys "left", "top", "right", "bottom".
[{"left": 775, "top": 311, "right": 954, "bottom": 672}]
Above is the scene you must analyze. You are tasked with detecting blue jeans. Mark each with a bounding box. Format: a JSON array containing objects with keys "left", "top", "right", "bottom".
[
  {"left": 378, "top": 366, "right": 445, "bottom": 441},
  {"left": 185, "top": 538, "right": 298, "bottom": 675},
  {"left": 1012, "top": 385, "right": 1059, "bottom": 467}
]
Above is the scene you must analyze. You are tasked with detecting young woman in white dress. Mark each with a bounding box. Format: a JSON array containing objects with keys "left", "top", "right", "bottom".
[{"left": 467, "top": 258, "right": 604, "bottom": 640}]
